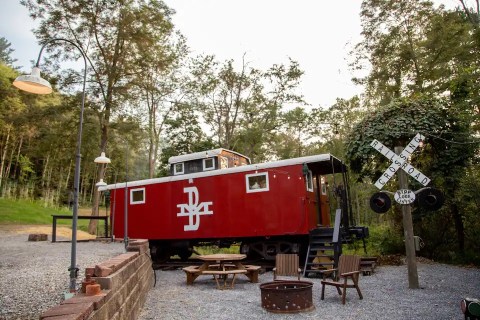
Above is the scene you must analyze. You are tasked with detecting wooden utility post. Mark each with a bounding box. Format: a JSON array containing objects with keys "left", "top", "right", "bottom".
[{"left": 395, "top": 146, "right": 420, "bottom": 289}]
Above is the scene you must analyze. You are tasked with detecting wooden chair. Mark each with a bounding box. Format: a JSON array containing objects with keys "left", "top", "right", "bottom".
[
  {"left": 321, "top": 255, "right": 363, "bottom": 304},
  {"left": 273, "top": 253, "right": 301, "bottom": 280}
]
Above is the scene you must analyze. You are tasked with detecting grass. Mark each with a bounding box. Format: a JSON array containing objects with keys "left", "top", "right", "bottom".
[
  {"left": 194, "top": 245, "right": 241, "bottom": 255},
  {"left": 0, "top": 198, "right": 101, "bottom": 231}
]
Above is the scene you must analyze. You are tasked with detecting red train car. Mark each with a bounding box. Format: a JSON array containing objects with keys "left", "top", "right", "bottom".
[{"left": 100, "top": 150, "right": 357, "bottom": 262}]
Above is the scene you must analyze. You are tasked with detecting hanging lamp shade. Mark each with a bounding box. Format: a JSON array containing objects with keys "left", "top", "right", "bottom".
[
  {"left": 13, "top": 67, "right": 53, "bottom": 94},
  {"left": 96, "top": 179, "right": 107, "bottom": 187},
  {"left": 94, "top": 152, "right": 111, "bottom": 164}
]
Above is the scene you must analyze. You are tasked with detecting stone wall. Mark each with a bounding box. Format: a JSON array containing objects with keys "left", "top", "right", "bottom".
[{"left": 40, "top": 239, "right": 154, "bottom": 320}]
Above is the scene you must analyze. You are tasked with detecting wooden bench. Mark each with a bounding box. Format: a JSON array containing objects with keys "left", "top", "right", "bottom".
[
  {"left": 201, "top": 269, "right": 248, "bottom": 289},
  {"left": 360, "top": 257, "right": 378, "bottom": 275},
  {"left": 182, "top": 266, "right": 201, "bottom": 285},
  {"left": 243, "top": 265, "right": 262, "bottom": 283},
  {"left": 208, "top": 263, "right": 262, "bottom": 283},
  {"left": 209, "top": 263, "right": 236, "bottom": 269},
  {"left": 51, "top": 214, "right": 109, "bottom": 242}
]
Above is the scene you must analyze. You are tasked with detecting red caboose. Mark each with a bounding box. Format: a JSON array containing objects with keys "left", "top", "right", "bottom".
[{"left": 100, "top": 149, "right": 361, "bottom": 263}]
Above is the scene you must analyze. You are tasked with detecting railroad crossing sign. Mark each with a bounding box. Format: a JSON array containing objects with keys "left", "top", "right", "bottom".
[{"left": 370, "top": 133, "right": 431, "bottom": 190}]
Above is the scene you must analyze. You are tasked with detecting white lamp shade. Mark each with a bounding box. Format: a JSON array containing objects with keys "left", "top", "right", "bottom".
[
  {"left": 13, "top": 67, "right": 53, "bottom": 94},
  {"left": 94, "top": 152, "right": 111, "bottom": 164},
  {"left": 96, "top": 179, "right": 107, "bottom": 187}
]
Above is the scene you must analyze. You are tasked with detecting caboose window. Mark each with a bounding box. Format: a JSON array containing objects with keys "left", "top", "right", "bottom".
[
  {"left": 306, "top": 170, "right": 313, "bottom": 192},
  {"left": 130, "top": 188, "right": 145, "bottom": 205},
  {"left": 203, "top": 158, "right": 215, "bottom": 171},
  {"left": 173, "top": 162, "right": 184, "bottom": 175},
  {"left": 246, "top": 172, "right": 269, "bottom": 193}
]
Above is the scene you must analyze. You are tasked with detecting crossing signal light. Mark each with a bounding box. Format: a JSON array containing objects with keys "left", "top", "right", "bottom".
[
  {"left": 370, "top": 192, "right": 391, "bottom": 214},
  {"left": 416, "top": 188, "right": 444, "bottom": 211}
]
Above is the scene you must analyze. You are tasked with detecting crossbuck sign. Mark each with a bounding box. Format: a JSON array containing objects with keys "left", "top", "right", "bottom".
[{"left": 370, "top": 133, "right": 431, "bottom": 190}]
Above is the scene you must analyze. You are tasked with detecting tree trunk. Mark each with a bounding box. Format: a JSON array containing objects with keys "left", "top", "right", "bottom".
[
  {"left": 451, "top": 202, "right": 465, "bottom": 255},
  {"left": 42, "top": 154, "right": 50, "bottom": 188},
  {"left": 11, "top": 135, "right": 23, "bottom": 180},
  {"left": 5, "top": 139, "right": 15, "bottom": 184},
  {"left": 88, "top": 126, "right": 109, "bottom": 234},
  {"left": 0, "top": 128, "right": 12, "bottom": 190}
]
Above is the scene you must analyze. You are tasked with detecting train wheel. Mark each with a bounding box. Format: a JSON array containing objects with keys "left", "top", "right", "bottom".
[
  {"left": 177, "top": 248, "right": 193, "bottom": 261},
  {"left": 150, "top": 244, "right": 170, "bottom": 263},
  {"left": 242, "top": 240, "right": 302, "bottom": 260}
]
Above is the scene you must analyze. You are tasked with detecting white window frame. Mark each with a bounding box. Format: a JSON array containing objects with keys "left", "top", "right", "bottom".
[
  {"left": 245, "top": 172, "right": 269, "bottom": 193},
  {"left": 203, "top": 157, "right": 215, "bottom": 171},
  {"left": 130, "top": 187, "right": 146, "bottom": 205},
  {"left": 306, "top": 170, "right": 313, "bottom": 192},
  {"left": 173, "top": 162, "right": 184, "bottom": 175}
]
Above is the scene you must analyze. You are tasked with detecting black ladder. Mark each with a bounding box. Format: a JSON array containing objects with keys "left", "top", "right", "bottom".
[{"left": 302, "top": 209, "right": 342, "bottom": 277}]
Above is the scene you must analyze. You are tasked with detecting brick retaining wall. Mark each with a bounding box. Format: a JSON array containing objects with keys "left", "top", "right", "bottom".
[{"left": 40, "top": 239, "right": 155, "bottom": 320}]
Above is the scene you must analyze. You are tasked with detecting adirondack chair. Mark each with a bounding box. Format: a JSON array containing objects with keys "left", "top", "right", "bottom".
[
  {"left": 273, "top": 253, "right": 301, "bottom": 280},
  {"left": 321, "top": 255, "right": 363, "bottom": 304}
]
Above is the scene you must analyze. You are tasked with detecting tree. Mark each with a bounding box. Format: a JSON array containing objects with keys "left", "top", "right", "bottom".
[
  {"left": 188, "top": 54, "right": 304, "bottom": 162},
  {"left": 350, "top": 0, "right": 475, "bottom": 107},
  {"left": 131, "top": 32, "right": 189, "bottom": 178},
  {"left": 0, "top": 63, "right": 24, "bottom": 191},
  {"left": 157, "top": 101, "right": 215, "bottom": 176},
  {"left": 22, "top": 0, "right": 179, "bottom": 233},
  {"left": 0, "top": 37, "right": 17, "bottom": 67},
  {"left": 271, "top": 107, "right": 311, "bottom": 159},
  {"left": 345, "top": 97, "right": 477, "bottom": 259}
]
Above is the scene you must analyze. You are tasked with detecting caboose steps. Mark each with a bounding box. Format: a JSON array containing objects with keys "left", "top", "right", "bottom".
[{"left": 303, "top": 225, "right": 341, "bottom": 277}]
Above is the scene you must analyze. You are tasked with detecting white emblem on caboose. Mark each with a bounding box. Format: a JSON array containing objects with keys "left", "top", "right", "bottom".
[{"left": 176, "top": 186, "right": 213, "bottom": 231}]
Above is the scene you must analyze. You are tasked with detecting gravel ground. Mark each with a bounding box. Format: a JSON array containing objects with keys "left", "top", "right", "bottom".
[
  {"left": 0, "top": 229, "right": 479, "bottom": 320},
  {"left": 140, "top": 263, "right": 480, "bottom": 320},
  {"left": 0, "top": 231, "right": 124, "bottom": 320}
]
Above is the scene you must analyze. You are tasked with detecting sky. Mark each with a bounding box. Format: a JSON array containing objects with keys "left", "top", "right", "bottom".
[{"left": 0, "top": 0, "right": 460, "bottom": 109}]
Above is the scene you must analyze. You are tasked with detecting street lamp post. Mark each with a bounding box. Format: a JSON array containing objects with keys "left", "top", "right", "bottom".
[
  {"left": 13, "top": 38, "right": 87, "bottom": 293},
  {"left": 124, "top": 142, "right": 129, "bottom": 249}
]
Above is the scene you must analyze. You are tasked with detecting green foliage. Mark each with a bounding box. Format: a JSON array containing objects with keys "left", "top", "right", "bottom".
[
  {"left": 0, "top": 37, "right": 17, "bottom": 67},
  {"left": 344, "top": 224, "right": 405, "bottom": 257},
  {"left": 346, "top": 98, "right": 447, "bottom": 182},
  {"left": 345, "top": 96, "right": 477, "bottom": 261},
  {"left": 188, "top": 55, "right": 305, "bottom": 162},
  {"left": 194, "top": 245, "right": 240, "bottom": 255}
]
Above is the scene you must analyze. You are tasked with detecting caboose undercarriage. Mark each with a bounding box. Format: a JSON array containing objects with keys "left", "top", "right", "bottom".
[{"left": 148, "top": 235, "right": 310, "bottom": 263}]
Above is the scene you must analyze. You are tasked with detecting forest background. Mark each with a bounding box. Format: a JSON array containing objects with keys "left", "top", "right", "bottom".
[{"left": 0, "top": 0, "right": 479, "bottom": 265}]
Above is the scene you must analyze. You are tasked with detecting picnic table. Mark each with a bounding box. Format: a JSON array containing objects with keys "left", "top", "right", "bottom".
[{"left": 182, "top": 253, "right": 261, "bottom": 289}]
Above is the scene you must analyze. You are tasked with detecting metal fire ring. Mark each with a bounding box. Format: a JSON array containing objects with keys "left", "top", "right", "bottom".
[{"left": 260, "top": 280, "right": 315, "bottom": 313}]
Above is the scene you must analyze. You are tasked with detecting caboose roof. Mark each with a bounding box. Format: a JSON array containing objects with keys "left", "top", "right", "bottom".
[
  {"left": 99, "top": 153, "right": 346, "bottom": 191},
  {"left": 168, "top": 148, "right": 251, "bottom": 164}
]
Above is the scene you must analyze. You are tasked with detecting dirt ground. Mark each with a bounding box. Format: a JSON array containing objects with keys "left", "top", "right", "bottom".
[{"left": 0, "top": 224, "right": 97, "bottom": 240}]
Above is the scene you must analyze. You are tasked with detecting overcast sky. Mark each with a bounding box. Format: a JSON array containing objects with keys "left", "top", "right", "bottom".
[{"left": 1, "top": 0, "right": 459, "bottom": 109}]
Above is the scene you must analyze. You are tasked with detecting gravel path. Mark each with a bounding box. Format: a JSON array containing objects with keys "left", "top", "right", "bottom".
[
  {"left": 0, "top": 231, "right": 124, "bottom": 320},
  {"left": 0, "top": 229, "right": 478, "bottom": 320},
  {"left": 140, "top": 263, "right": 480, "bottom": 320}
]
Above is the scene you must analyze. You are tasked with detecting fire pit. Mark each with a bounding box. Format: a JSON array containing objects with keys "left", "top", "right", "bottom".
[{"left": 259, "top": 280, "right": 315, "bottom": 313}]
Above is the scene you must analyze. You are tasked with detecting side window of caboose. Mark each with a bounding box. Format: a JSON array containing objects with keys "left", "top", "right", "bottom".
[
  {"left": 305, "top": 170, "right": 313, "bottom": 192},
  {"left": 173, "top": 162, "right": 184, "bottom": 175},
  {"left": 203, "top": 157, "right": 215, "bottom": 171},
  {"left": 130, "top": 188, "right": 145, "bottom": 205},
  {"left": 321, "top": 177, "right": 327, "bottom": 195},
  {"left": 246, "top": 172, "right": 269, "bottom": 193}
]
